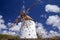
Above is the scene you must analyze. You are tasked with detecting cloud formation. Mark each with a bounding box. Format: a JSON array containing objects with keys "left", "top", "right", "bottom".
[
  {"left": 0, "top": 15, "right": 7, "bottom": 34},
  {"left": 48, "top": 30, "right": 60, "bottom": 38},
  {"left": 40, "top": 14, "right": 47, "bottom": 18},
  {"left": 0, "top": 15, "right": 60, "bottom": 38},
  {"left": 0, "top": 15, "right": 7, "bottom": 29},
  {"left": 0, "top": 15, "right": 3, "bottom": 19},
  {"left": 36, "top": 22, "right": 60, "bottom": 38},
  {"left": 2, "top": 30, "right": 17, "bottom": 36},
  {"left": 9, "top": 22, "right": 21, "bottom": 31},
  {"left": 36, "top": 22, "right": 48, "bottom": 38},
  {"left": 45, "top": 4, "right": 60, "bottom": 13},
  {"left": 0, "top": 15, "right": 17, "bottom": 35},
  {"left": 46, "top": 15, "right": 60, "bottom": 30}
]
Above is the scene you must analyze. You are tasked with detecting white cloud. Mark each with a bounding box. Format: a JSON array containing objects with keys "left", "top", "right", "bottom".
[
  {"left": 0, "top": 24, "right": 6, "bottom": 29},
  {"left": 0, "top": 20, "right": 4, "bottom": 24},
  {"left": 48, "top": 30, "right": 60, "bottom": 38},
  {"left": 46, "top": 15, "right": 60, "bottom": 30},
  {"left": 36, "top": 22, "right": 60, "bottom": 38},
  {"left": 0, "top": 15, "right": 3, "bottom": 19},
  {"left": 2, "top": 31, "right": 7, "bottom": 34},
  {"left": 0, "top": 15, "right": 4, "bottom": 24},
  {"left": 36, "top": 22, "right": 48, "bottom": 38},
  {"left": 9, "top": 22, "right": 21, "bottom": 31},
  {"left": 40, "top": 14, "right": 47, "bottom": 18},
  {"left": 45, "top": 4, "right": 60, "bottom": 13},
  {"left": 0, "top": 15, "right": 7, "bottom": 29},
  {"left": 7, "top": 22, "right": 15, "bottom": 28},
  {"left": 2, "top": 30, "right": 17, "bottom": 36},
  {"left": 41, "top": 30, "right": 60, "bottom": 38},
  {"left": 0, "top": 15, "right": 7, "bottom": 34}
]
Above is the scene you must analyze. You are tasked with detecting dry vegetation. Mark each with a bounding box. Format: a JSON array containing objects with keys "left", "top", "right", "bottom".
[
  {"left": 0, "top": 34, "right": 60, "bottom": 40},
  {"left": 0, "top": 34, "right": 20, "bottom": 40}
]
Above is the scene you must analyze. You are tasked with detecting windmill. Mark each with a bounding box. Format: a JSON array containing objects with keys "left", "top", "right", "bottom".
[
  {"left": 15, "top": 0, "right": 41, "bottom": 24},
  {"left": 10, "top": 0, "right": 41, "bottom": 39}
]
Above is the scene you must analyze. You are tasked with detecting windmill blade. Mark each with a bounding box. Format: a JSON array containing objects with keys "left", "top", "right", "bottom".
[
  {"left": 9, "top": 18, "right": 19, "bottom": 28},
  {"left": 26, "top": 0, "right": 41, "bottom": 14},
  {"left": 13, "top": 0, "right": 41, "bottom": 24}
]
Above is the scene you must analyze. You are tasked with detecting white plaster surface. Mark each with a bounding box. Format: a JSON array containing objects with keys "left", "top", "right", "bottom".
[{"left": 20, "top": 20, "right": 37, "bottom": 39}]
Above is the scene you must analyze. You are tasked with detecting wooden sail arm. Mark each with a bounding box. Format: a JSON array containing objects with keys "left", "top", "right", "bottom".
[
  {"left": 9, "top": 18, "right": 20, "bottom": 28},
  {"left": 15, "top": 18, "right": 19, "bottom": 24},
  {"left": 26, "top": 0, "right": 39, "bottom": 13}
]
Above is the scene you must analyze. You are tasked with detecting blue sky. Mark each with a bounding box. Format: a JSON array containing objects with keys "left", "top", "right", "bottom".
[{"left": 0, "top": 0, "right": 60, "bottom": 38}]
